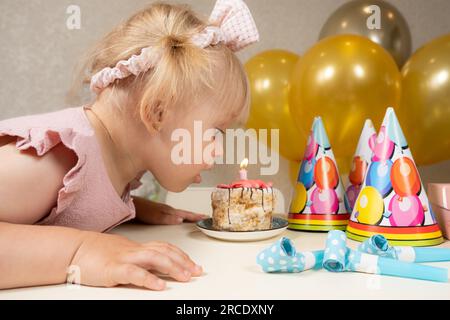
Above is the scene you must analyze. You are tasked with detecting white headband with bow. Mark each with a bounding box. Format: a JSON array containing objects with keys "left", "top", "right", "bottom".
[{"left": 90, "top": 0, "right": 259, "bottom": 94}]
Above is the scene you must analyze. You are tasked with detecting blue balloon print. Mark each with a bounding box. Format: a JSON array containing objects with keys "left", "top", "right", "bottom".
[
  {"left": 297, "top": 157, "right": 316, "bottom": 189},
  {"left": 366, "top": 160, "right": 393, "bottom": 197}
]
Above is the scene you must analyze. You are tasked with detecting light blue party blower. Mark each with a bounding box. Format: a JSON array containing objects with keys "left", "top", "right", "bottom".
[
  {"left": 358, "top": 234, "right": 450, "bottom": 263},
  {"left": 256, "top": 237, "right": 323, "bottom": 273},
  {"left": 323, "top": 230, "right": 448, "bottom": 282}
]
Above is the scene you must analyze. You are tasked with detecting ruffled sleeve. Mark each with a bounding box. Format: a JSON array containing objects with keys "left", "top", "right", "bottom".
[{"left": 0, "top": 120, "right": 88, "bottom": 220}]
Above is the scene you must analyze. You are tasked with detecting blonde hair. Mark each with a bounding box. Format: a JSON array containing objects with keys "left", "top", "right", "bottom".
[{"left": 68, "top": 2, "right": 250, "bottom": 128}]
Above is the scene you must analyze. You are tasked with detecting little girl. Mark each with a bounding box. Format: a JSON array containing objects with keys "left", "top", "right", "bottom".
[{"left": 0, "top": 0, "right": 258, "bottom": 290}]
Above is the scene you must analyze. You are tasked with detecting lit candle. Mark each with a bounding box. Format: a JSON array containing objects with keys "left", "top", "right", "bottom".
[
  {"left": 217, "top": 158, "right": 272, "bottom": 189},
  {"left": 239, "top": 158, "right": 248, "bottom": 180}
]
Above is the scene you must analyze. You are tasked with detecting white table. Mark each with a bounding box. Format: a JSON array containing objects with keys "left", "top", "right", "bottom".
[{"left": 1, "top": 221, "right": 449, "bottom": 300}]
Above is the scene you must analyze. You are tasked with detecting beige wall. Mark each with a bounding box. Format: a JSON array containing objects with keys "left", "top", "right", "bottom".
[{"left": 1, "top": 0, "right": 449, "bottom": 206}]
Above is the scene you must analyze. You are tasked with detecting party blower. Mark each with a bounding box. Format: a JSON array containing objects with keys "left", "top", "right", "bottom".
[
  {"left": 323, "top": 231, "right": 448, "bottom": 282},
  {"left": 256, "top": 232, "right": 448, "bottom": 282},
  {"left": 346, "top": 107, "right": 444, "bottom": 246},
  {"left": 256, "top": 237, "right": 323, "bottom": 273},
  {"left": 359, "top": 234, "right": 450, "bottom": 263},
  {"left": 288, "top": 117, "right": 350, "bottom": 231}
]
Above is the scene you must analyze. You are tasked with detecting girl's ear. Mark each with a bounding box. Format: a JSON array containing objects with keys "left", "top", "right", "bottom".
[{"left": 140, "top": 100, "right": 169, "bottom": 133}]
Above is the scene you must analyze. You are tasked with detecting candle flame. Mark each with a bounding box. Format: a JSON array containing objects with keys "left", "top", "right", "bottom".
[{"left": 240, "top": 158, "right": 248, "bottom": 169}]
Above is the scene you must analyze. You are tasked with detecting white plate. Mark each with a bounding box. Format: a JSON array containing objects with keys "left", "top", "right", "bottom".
[{"left": 196, "top": 217, "right": 288, "bottom": 242}]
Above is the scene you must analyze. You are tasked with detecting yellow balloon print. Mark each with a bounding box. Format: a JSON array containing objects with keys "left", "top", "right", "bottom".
[
  {"left": 290, "top": 182, "right": 307, "bottom": 213},
  {"left": 355, "top": 186, "right": 384, "bottom": 225}
]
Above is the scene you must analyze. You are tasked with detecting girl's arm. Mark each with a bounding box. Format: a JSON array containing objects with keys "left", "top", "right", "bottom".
[
  {"left": 0, "top": 222, "right": 86, "bottom": 288},
  {"left": 0, "top": 221, "right": 203, "bottom": 290},
  {"left": 133, "top": 195, "right": 207, "bottom": 225},
  {"left": 0, "top": 141, "right": 202, "bottom": 290}
]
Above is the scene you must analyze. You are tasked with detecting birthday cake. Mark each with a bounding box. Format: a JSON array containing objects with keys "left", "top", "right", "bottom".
[{"left": 211, "top": 180, "right": 275, "bottom": 231}]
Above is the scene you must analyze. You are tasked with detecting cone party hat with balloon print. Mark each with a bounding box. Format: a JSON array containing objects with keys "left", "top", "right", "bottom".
[
  {"left": 346, "top": 108, "right": 444, "bottom": 246},
  {"left": 346, "top": 119, "right": 377, "bottom": 211},
  {"left": 289, "top": 117, "right": 350, "bottom": 231}
]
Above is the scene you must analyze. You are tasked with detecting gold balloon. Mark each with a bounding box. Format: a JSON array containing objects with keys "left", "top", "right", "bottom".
[
  {"left": 399, "top": 34, "right": 450, "bottom": 165},
  {"left": 245, "top": 50, "right": 307, "bottom": 161},
  {"left": 336, "top": 156, "right": 352, "bottom": 176},
  {"left": 319, "top": 0, "right": 412, "bottom": 67},
  {"left": 290, "top": 35, "right": 401, "bottom": 160}
]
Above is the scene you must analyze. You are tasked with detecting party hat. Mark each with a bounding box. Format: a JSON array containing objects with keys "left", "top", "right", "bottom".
[
  {"left": 347, "top": 108, "right": 444, "bottom": 246},
  {"left": 289, "top": 117, "right": 350, "bottom": 231},
  {"left": 346, "top": 119, "right": 377, "bottom": 211}
]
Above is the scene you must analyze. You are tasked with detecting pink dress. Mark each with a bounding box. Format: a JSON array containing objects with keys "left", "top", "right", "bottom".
[{"left": 0, "top": 105, "right": 145, "bottom": 232}]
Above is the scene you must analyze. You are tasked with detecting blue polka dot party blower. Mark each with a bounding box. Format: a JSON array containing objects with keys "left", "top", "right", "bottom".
[
  {"left": 358, "top": 234, "right": 450, "bottom": 263},
  {"left": 323, "top": 231, "right": 448, "bottom": 282},
  {"left": 256, "top": 237, "right": 324, "bottom": 273},
  {"left": 257, "top": 232, "right": 448, "bottom": 282}
]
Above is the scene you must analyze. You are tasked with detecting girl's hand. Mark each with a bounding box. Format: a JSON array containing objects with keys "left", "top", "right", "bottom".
[
  {"left": 133, "top": 197, "right": 208, "bottom": 225},
  {"left": 71, "top": 232, "right": 203, "bottom": 290}
]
